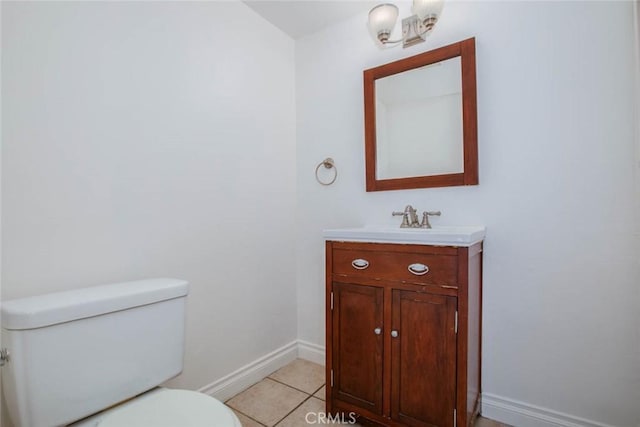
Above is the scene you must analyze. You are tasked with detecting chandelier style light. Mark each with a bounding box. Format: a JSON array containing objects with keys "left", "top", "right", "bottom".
[{"left": 368, "top": 0, "right": 445, "bottom": 48}]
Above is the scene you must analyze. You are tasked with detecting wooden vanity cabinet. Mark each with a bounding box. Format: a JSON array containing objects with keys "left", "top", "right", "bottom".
[{"left": 325, "top": 241, "right": 483, "bottom": 427}]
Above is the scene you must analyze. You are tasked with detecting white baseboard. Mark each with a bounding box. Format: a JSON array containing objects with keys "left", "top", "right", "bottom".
[
  {"left": 198, "top": 343, "right": 617, "bottom": 427},
  {"left": 198, "top": 340, "right": 298, "bottom": 402},
  {"left": 297, "top": 340, "right": 325, "bottom": 365},
  {"left": 198, "top": 340, "right": 325, "bottom": 402},
  {"left": 482, "top": 393, "right": 617, "bottom": 427}
]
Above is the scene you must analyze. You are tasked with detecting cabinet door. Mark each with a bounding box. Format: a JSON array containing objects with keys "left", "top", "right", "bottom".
[
  {"left": 391, "top": 290, "right": 457, "bottom": 427},
  {"left": 332, "top": 282, "right": 384, "bottom": 415}
]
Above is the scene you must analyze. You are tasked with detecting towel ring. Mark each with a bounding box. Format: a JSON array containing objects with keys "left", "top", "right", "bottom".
[{"left": 315, "top": 158, "right": 338, "bottom": 186}]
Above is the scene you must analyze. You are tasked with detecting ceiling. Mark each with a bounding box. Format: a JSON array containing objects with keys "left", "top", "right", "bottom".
[{"left": 244, "top": 1, "right": 377, "bottom": 39}]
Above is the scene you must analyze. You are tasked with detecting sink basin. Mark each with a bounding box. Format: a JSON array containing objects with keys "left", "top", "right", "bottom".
[{"left": 323, "top": 226, "right": 486, "bottom": 247}]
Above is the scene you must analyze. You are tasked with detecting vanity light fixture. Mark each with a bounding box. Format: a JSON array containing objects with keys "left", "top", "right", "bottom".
[{"left": 368, "top": 0, "right": 444, "bottom": 48}]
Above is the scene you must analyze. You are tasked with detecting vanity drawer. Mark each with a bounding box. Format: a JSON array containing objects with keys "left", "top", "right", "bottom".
[{"left": 332, "top": 247, "right": 458, "bottom": 285}]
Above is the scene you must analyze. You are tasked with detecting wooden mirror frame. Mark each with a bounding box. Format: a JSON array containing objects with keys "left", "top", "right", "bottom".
[{"left": 364, "top": 38, "right": 478, "bottom": 192}]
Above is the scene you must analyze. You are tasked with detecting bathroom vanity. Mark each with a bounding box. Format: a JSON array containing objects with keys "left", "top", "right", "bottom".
[{"left": 324, "top": 227, "right": 484, "bottom": 427}]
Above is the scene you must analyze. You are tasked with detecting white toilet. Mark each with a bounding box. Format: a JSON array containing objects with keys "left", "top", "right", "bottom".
[{"left": 1, "top": 278, "right": 241, "bottom": 427}]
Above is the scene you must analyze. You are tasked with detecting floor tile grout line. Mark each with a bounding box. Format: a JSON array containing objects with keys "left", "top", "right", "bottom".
[
  {"left": 266, "top": 375, "right": 325, "bottom": 397},
  {"left": 232, "top": 407, "right": 268, "bottom": 427},
  {"left": 226, "top": 377, "right": 315, "bottom": 427},
  {"left": 309, "top": 383, "right": 325, "bottom": 397},
  {"left": 225, "top": 358, "right": 497, "bottom": 427},
  {"left": 273, "top": 393, "right": 314, "bottom": 427}
]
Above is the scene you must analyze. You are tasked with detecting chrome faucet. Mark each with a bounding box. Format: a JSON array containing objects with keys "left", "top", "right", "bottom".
[
  {"left": 392, "top": 205, "right": 441, "bottom": 229},
  {"left": 392, "top": 205, "right": 419, "bottom": 228},
  {"left": 420, "top": 211, "right": 441, "bottom": 229}
]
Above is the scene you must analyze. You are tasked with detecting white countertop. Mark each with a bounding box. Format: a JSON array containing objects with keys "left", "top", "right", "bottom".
[{"left": 323, "top": 226, "right": 486, "bottom": 247}]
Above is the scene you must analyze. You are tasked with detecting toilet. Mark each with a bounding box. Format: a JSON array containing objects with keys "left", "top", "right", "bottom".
[{"left": 1, "top": 278, "right": 241, "bottom": 427}]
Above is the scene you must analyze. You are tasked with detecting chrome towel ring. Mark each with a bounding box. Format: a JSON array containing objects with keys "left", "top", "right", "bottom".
[{"left": 315, "top": 157, "right": 338, "bottom": 186}]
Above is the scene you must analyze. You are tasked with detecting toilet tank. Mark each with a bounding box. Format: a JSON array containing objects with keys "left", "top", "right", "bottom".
[{"left": 1, "top": 278, "right": 189, "bottom": 427}]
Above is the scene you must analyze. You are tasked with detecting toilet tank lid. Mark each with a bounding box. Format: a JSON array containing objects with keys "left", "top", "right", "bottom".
[{"left": 1, "top": 278, "right": 189, "bottom": 330}]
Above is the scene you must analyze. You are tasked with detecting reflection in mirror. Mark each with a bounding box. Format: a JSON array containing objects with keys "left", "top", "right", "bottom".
[
  {"left": 375, "top": 57, "right": 462, "bottom": 179},
  {"left": 364, "top": 38, "right": 477, "bottom": 192}
]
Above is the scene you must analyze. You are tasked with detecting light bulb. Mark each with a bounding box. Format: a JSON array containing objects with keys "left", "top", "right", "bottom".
[
  {"left": 412, "top": 0, "right": 444, "bottom": 21},
  {"left": 368, "top": 4, "right": 399, "bottom": 43}
]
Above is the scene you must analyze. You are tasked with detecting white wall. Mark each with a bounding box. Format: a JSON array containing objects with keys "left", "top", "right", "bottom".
[
  {"left": 296, "top": 1, "right": 640, "bottom": 427},
  {"left": 1, "top": 0, "right": 296, "bottom": 421},
  {"left": 2, "top": 1, "right": 639, "bottom": 426},
  {"left": 0, "top": 1, "right": 3, "bottom": 423}
]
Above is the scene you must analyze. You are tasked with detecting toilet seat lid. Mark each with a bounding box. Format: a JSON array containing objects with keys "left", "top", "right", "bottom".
[{"left": 98, "top": 389, "right": 240, "bottom": 427}]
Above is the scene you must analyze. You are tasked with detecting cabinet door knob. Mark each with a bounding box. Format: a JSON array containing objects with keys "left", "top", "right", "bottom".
[
  {"left": 351, "top": 259, "right": 370, "bottom": 270},
  {"left": 391, "top": 330, "right": 399, "bottom": 338},
  {"left": 374, "top": 327, "right": 382, "bottom": 335},
  {"left": 407, "top": 263, "right": 429, "bottom": 275}
]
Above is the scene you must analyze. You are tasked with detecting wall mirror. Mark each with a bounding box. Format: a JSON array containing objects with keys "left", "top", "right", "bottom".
[{"left": 364, "top": 38, "right": 478, "bottom": 191}]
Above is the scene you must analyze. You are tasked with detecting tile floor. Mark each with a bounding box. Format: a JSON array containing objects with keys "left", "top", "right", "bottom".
[{"left": 225, "top": 358, "right": 510, "bottom": 427}]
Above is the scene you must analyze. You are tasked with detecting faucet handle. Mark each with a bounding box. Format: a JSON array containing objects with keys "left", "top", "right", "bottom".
[
  {"left": 420, "top": 211, "right": 441, "bottom": 229},
  {"left": 392, "top": 211, "right": 411, "bottom": 228}
]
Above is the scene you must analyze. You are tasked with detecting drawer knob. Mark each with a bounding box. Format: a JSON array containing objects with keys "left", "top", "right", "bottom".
[
  {"left": 351, "top": 259, "right": 370, "bottom": 270},
  {"left": 374, "top": 327, "right": 382, "bottom": 335},
  {"left": 407, "top": 263, "right": 429, "bottom": 276},
  {"left": 391, "top": 330, "right": 399, "bottom": 338}
]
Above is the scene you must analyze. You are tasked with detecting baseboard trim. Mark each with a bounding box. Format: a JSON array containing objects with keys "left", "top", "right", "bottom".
[
  {"left": 482, "top": 393, "right": 617, "bottom": 427},
  {"left": 297, "top": 340, "right": 325, "bottom": 365},
  {"left": 198, "top": 340, "right": 298, "bottom": 402},
  {"left": 198, "top": 343, "right": 620, "bottom": 427}
]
